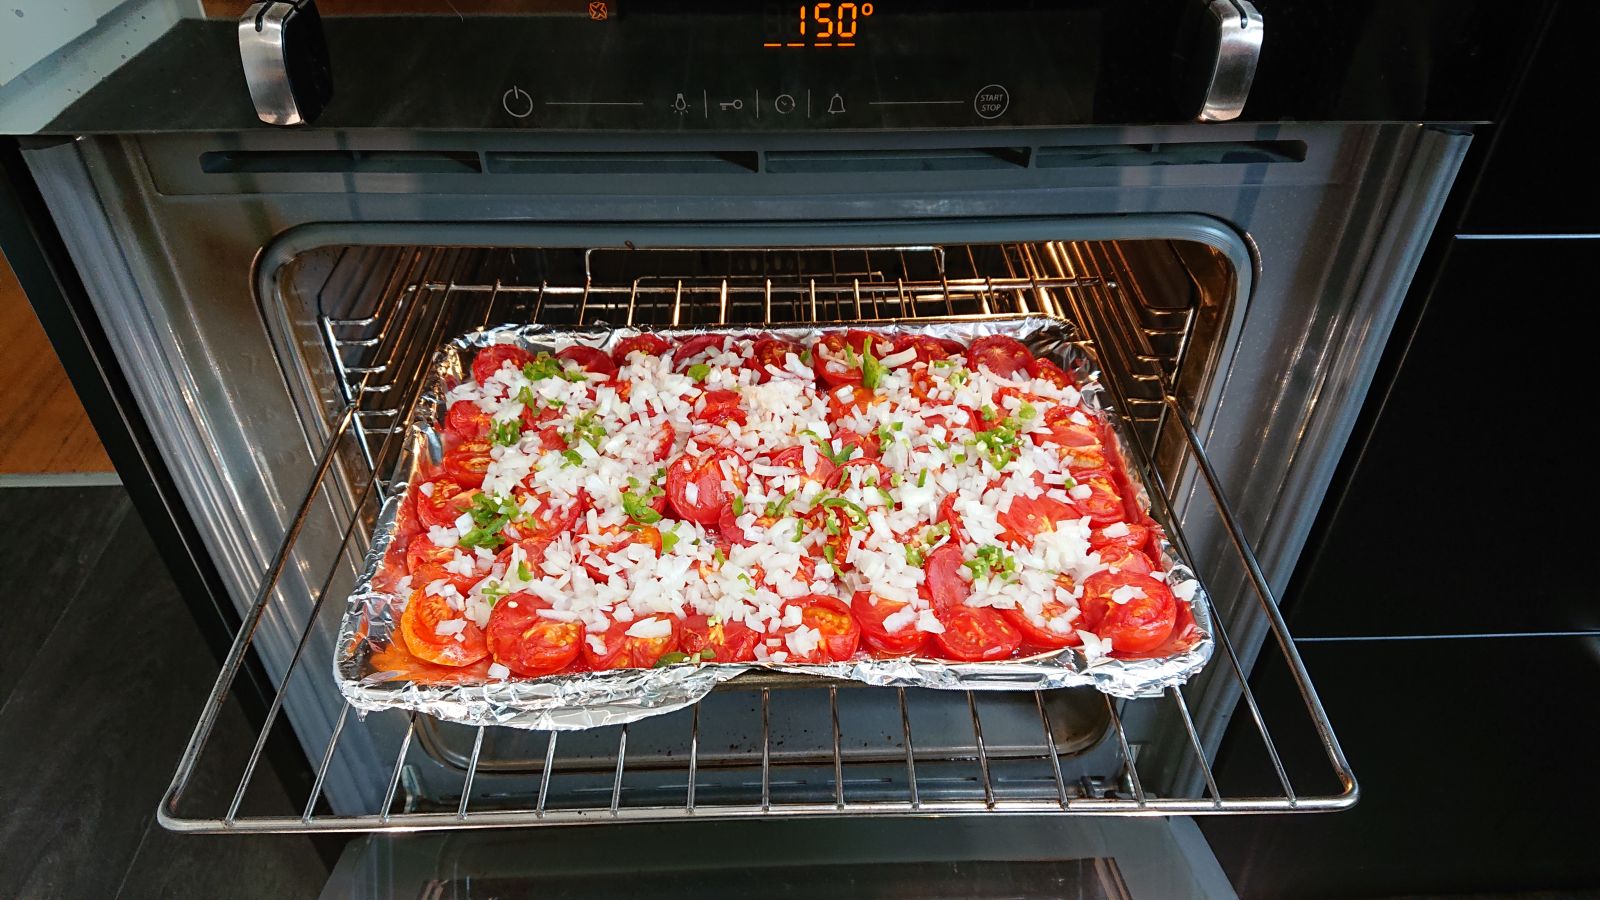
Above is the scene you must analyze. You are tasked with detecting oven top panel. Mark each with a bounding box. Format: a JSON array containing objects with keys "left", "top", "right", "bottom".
[{"left": 24, "top": 0, "right": 1549, "bottom": 136}]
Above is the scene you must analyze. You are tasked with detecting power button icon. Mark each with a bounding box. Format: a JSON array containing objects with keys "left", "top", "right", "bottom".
[{"left": 503, "top": 85, "right": 534, "bottom": 119}]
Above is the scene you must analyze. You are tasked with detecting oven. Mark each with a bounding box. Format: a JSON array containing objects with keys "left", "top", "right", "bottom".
[{"left": 0, "top": 1, "right": 1550, "bottom": 894}]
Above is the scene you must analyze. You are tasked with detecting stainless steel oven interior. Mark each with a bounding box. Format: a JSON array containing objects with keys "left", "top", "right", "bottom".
[{"left": 22, "top": 120, "right": 1468, "bottom": 831}]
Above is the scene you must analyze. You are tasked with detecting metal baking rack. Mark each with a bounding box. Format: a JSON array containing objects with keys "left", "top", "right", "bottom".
[{"left": 160, "top": 241, "right": 1356, "bottom": 832}]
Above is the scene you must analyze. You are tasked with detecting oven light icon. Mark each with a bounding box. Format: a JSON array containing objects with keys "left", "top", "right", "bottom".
[{"left": 672, "top": 93, "right": 689, "bottom": 115}]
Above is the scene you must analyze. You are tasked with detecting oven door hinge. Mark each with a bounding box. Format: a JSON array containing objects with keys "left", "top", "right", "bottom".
[
  {"left": 238, "top": 0, "right": 334, "bottom": 126},
  {"left": 1174, "top": 0, "right": 1264, "bottom": 123}
]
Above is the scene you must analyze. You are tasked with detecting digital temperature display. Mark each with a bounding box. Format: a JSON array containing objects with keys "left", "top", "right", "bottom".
[{"left": 763, "top": 3, "right": 875, "bottom": 48}]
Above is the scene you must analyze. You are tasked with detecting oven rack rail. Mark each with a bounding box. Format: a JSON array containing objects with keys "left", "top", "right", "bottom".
[{"left": 159, "top": 242, "right": 1356, "bottom": 833}]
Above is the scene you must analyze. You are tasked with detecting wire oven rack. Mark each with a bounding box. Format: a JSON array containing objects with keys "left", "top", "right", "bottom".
[{"left": 160, "top": 241, "right": 1356, "bottom": 833}]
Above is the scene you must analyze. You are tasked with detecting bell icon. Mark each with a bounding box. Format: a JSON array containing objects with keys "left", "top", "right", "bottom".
[{"left": 826, "top": 92, "right": 846, "bottom": 115}]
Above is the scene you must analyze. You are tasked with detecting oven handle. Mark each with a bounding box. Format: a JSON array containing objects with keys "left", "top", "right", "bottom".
[{"left": 1175, "top": 0, "right": 1265, "bottom": 123}]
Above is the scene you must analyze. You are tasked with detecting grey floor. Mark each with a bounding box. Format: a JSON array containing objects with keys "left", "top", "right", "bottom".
[{"left": 0, "top": 487, "right": 330, "bottom": 898}]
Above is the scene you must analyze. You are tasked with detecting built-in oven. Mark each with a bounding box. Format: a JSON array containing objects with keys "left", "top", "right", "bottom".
[{"left": 0, "top": 2, "right": 1552, "bottom": 894}]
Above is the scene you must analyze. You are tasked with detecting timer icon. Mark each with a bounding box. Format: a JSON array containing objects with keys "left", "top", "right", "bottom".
[{"left": 774, "top": 94, "right": 797, "bottom": 115}]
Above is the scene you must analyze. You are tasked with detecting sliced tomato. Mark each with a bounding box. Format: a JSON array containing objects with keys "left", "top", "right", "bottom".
[
  {"left": 399, "top": 589, "right": 488, "bottom": 667},
  {"left": 370, "top": 640, "right": 492, "bottom": 685},
  {"left": 931, "top": 607, "right": 1022, "bottom": 662},
  {"left": 965, "top": 335, "right": 1033, "bottom": 379},
  {"left": 719, "top": 504, "right": 777, "bottom": 546},
  {"left": 1035, "top": 407, "right": 1105, "bottom": 470},
  {"left": 1070, "top": 469, "right": 1126, "bottom": 526},
  {"left": 852, "top": 591, "right": 926, "bottom": 657},
  {"left": 826, "top": 457, "right": 893, "bottom": 495},
  {"left": 922, "top": 541, "right": 971, "bottom": 611},
  {"left": 1080, "top": 570, "right": 1177, "bottom": 654},
  {"left": 1094, "top": 542, "right": 1154, "bottom": 575},
  {"left": 894, "top": 333, "right": 962, "bottom": 363},
  {"left": 486, "top": 594, "right": 584, "bottom": 676},
  {"left": 1001, "top": 600, "right": 1083, "bottom": 651},
  {"left": 494, "top": 537, "right": 553, "bottom": 578},
  {"left": 442, "top": 439, "right": 494, "bottom": 489},
  {"left": 665, "top": 448, "right": 750, "bottom": 525},
  {"left": 507, "top": 489, "right": 587, "bottom": 543},
  {"left": 811, "top": 332, "right": 866, "bottom": 388},
  {"left": 647, "top": 421, "right": 676, "bottom": 461},
  {"left": 445, "top": 400, "right": 493, "bottom": 440},
  {"left": 996, "top": 493, "right": 1082, "bottom": 547},
  {"left": 778, "top": 595, "right": 860, "bottom": 663},
  {"left": 408, "top": 562, "right": 477, "bottom": 597},
  {"left": 583, "top": 616, "right": 682, "bottom": 669},
  {"left": 826, "top": 384, "right": 879, "bottom": 422},
  {"left": 766, "top": 445, "right": 837, "bottom": 487},
  {"left": 405, "top": 537, "right": 457, "bottom": 574},
  {"left": 1090, "top": 521, "right": 1152, "bottom": 551},
  {"left": 416, "top": 478, "right": 479, "bottom": 530},
  {"left": 674, "top": 334, "right": 729, "bottom": 371},
  {"left": 692, "top": 389, "right": 747, "bottom": 427},
  {"left": 1029, "top": 358, "right": 1076, "bottom": 390},
  {"left": 748, "top": 337, "right": 805, "bottom": 383},
  {"left": 556, "top": 345, "right": 617, "bottom": 378},
  {"left": 471, "top": 344, "right": 535, "bottom": 385},
  {"left": 681, "top": 614, "right": 759, "bottom": 663},
  {"left": 936, "top": 493, "right": 967, "bottom": 542},
  {"left": 612, "top": 333, "right": 671, "bottom": 365},
  {"left": 826, "top": 427, "right": 881, "bottom": 460}
]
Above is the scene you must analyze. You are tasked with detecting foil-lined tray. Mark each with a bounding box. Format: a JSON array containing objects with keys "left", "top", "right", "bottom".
[{"left": 334, "top": 316, "right": 1215, "bottom": 730}]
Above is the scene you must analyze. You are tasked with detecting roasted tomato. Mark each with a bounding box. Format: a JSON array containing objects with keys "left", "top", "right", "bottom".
[
  {"left": 1079, "top": 570, "right": 1177, "bottom": 654},
  {"left": 692, "top": 389, "right": 747, "bottom": 427},
  {"left": 1035, "top": 406, "right": 1106, "bottom": 469},
  {"left": 507, "top": 489, "right": 587, "bottom": 543},
  {"left": 416, "top": 478, "right": 479, "bottom": 530},
  {"left": 405, "top": 537, "right": 457, "bottom": 574},
  {"left": 399, "top": 589, "right": 488, "bottom": 667},
  {"left": 555, "top": 345, "right": 617, "bottom": 379},
  {"left": 408, "top": 561, "right": 477, "bottom": 598},
  {"left": 1070, "top": 469, "right": 1126, "bottom": 526},
  {"left": 996, "top": 493, "right": 1082, "bottom": 547},
  {"left": 681, "top": 614, "right": 759, "bottom": 663},
  {"left": 445, "top": 400, "right": 493, "bottom": 440},
  {"left": 442, "top": 439, "right": 494, "bottom": 489},
  {"left": 665, "top": 448, "right": 750, "bottom": 525},
  {"left": 811, "top": 331, "right": 881, "bottom": 388},
  {"left": 936, "top": 493, "right": 967, "bottom": 542},
  {"left": 922, "top": 542, "right": 971, "bottom": 611},
  {"left": 851, "top": 590, "right": 926, "bottom": 657},
  {"left": 719, "top": 503, "right": 778, "bottom": 546},
  {"left": 825, "top": 384, "right": 879, "bottom": 422},
  {"left": 1029, "top": 358, "right": 1076, "bottom": 390},
  {"left": 370, "top": 640, "right": 492, "bottom": 685},
  {"left": 583, "top": 615, "right": 681, "bottom": 669},
  {"left": 894, "top": 333, "right": 962, "bottom": 364},
  {"left": 1000, "top": 599, "right": 1082, "bottom": 651},
  {"left": 823, "top": 427, "right": 880, "bottom": 460},
  {"left": 778, "top": 595, "right": 861, "bottom": 663},
  {"left": 494, "top": 536, "right": 553, "bottom": 578},
  {"left": 673, "top": 334, "right": 730, "bottom": 371},
  {"left": 766, "top": 445, "right": 838, "bottom": 487},
  {"left": 826, "top": 457, "right": 893, "bottom": 493},
  {"left": 1090, "top": 521, "right": 1152, "bottom": 552},
  {"left": 965, "top": 335, "right": 1033, "bottom": 379},
  {"left": 612, "top": 333, "right": 672, "bottom": 365},
  {"left": 748, "top": 337, "right": 805, "bottom": 383},
  {"left": 486, "top": 594, "right": 584, "bottom": 676},
  {"left": 471, "top": 344, "right": 535, "bottom": 385},
  {"left": 931, "top": 607, "right": 1022, "bottom": 662},
  {"left": 1094, "top": 541, "right": 1154, "bottom": 575}
]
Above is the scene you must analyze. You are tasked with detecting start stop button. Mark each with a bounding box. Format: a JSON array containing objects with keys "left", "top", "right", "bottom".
[{"left": 973, "top": 84, "right": 1010, "bottom": 120}]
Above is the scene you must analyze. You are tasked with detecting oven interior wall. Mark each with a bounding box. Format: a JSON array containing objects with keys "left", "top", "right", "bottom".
[{"left": 23, "top": 121, "right": 1465, "bottom": 815}]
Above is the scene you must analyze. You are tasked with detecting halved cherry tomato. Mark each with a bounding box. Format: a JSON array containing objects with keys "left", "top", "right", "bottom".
[
  {"left": 1035, "top": 407, "right": 1106, "bottom": 469},
  {"left": 556, "top": 345, "right": 617, "bottom": 379},
  {"left": 1094, "top": 542, "right": 1154, "bottom": 575},
  {"left": 1029, "top": 358, "right": 1076, "bottom": 390},
  {"left": 416, "top": 478, "right": 479, "bottom": 529},
  {"left": 1079, "top": 570, "right": 1177, "bottom": 654},
  {"left": 922, "top": 541, "right": 971, "bottom": 611},
  {"left": 767, "top": 445, "right": 837, "bottom": 487},
  {"left": 408, "top": 562, "right": 477, "bottom": 597},
  {"left": 894, "top": 333, "right": 962, "bottom": 363},
  {"left": 692, "top": 389, "right": 747, "bottom": 427},
  {"left": 852, "top": 590, "right": 926, "bottom": 657},
  {"left": 399, "top": 589, "right": 488, "bottom": 667},
  {"left": 442, "top": 440, "right": 494, "bottom": 489},
  {"left": 445, "top": 400, "right": 493, "bottom": 440},
  {"left": 647, "top": 421, "right": 676, "bottom": 461},
  {"left": 681, "top": 614, "right": 759, "bottom": 663},
  {"left": 612, "top": 333, "right": 671, "bottom": 365},
  {"left": 1070, "top": 469, "right": 1125, "bottom": 526},
  {"left": 371, "top": 639, "right": 492, "bottom": 685},
  {"left": 1001, "top": 599, "right": 1083, "bottom": 651},
  {"left": 471, "top": 344, "right": 535, "bottom": 385},
  {"left": 494, "top": 537, "right": 552, "bottom": 578},
  {"left": 931, "top": 607, "right": 1022, "bottom": 661},
  {"left": 486, "top": 594, "right": 584, "bottom": 676},
  {"left": 996, "top": 493, "right": 1082, "bottom": 547},
  {"left": 405, "top": 537, "right": 457, "bottom": 574},
  {"left": 965, "top": 335, "right": 1033, "bottom": 379},
  {"left": 748, "top": 337, "right": 805, "bottom": 383},
  {"left": 583, "top": 616, "right": 681, "bottom": 669},
  {"left": 826, "top": 427, "right": 881, "bottom": 459},
  {"left": 674, "top": 334, "right": 729, "bottom": 371},
  {"left": 719, "top": 504, "right": 777, "bottom": 546},
  {"left": 826, "top": 384, "right": 879, "bottom": 421},
  {"left": 665, "top": 448, "right": 750, "bottom": 525},
  {"left": 506, "top": 489, "right": 587, "bottom": 543},
  {"left": 1091, "top": 521, "right": 1152, "bottom": 551},
  {"left": 778, "top": 595, "right": 860, "bottom": 663},
  {"left": 811, "top": 332, "right": 868, "bottom": 388}
]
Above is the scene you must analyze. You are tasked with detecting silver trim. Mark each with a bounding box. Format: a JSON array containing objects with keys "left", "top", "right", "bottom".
[
  {"left": 1197, "top": 0, "right": 1263, "bottom": 123},
  {"left": 239, "top": 1, "right": 303, "bottom": 126}
]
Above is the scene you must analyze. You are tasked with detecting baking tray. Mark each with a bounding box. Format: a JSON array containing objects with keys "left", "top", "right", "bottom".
[{"left": 334, "top": 316, "right": 1214, "bottom": 730}]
